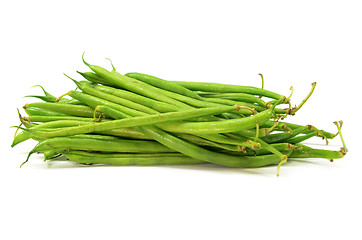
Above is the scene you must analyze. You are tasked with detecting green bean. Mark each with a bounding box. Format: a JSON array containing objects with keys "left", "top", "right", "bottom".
[
  {"left": 169, "top": 81, "right": 286, "bottom": 100},
  {"left": 204, "top": 98, "right": 266, "bottom": 112},
  {"left": 77, "top": 71, "right": 111, "bottom": 85},
  {"left": 260, "top": 127, "right": 306, "bottom": 143},
  {"left": 125, "top": 72, "right": 203, "bottom": 100},
  {"left": 16, "top": 119, "right": 151, "bottom": 143},
  {"left": 24, "top": 102, "right": 99, "bottom": 118},
  {"left": 64, "top": 151, "right": 204, "bottom": 166},
  {"left": 200, "top": 92, "right": 269, "bottom": 107},
  {"left": 289, "top": 145, "right": 345, "bottom": 159},
  {"left": 22, "top": 136, "right": 178, "bottom": 166},
  {"left": 244, "top": 143, "right": 301, "bottom": 156},
  {"left": 35, "top": 120, "right": 151, "bottom": 140},
  {"left": 27, "top": 120, "right": 93, "bottom": 129},
  {"left": 195, "top": 133, "right": 260, "bottom": 149},
  {"left": 64, "top": 151, "right": 186, "bottom": 158},
  {"left": 156, "top": 107, "right": 276, "bottom": 134},
  {"left": 174, "top": 133, "right": 242, "bottom": 152},
  {"left": 204, "top": 97, "right": 289, "bottom": 115},
  {"left": 12, "top": 120, "right": 93, "bottom": 147},
  {"left": 44, "top": 150, "right": 61, "bottom": 160},
  {"left": 12, "top": 131, "right": 32, "bottom": 147},
  {"left": 24, "top": 107, "right": 68, "bottom": 116},
  {"left": 225, "top": 128, "right": 271, "bottom": 139},
  {"left": 27, "top": 115, "right": 104, "bottom": 123},
  {"left": 261, "top": 120, "right": 335, "bottom": 139}
]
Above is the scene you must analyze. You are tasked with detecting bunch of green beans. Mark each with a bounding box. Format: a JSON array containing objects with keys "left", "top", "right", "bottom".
[{"left": 11, "top": 54, "right": 348, "bottom": 176}]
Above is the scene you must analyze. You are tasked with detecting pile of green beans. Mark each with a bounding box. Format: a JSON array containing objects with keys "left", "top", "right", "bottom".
[{"left": 11, "top": 54, "right": 348, "bottom": 176}]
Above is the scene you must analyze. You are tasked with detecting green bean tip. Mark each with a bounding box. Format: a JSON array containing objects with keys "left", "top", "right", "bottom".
[{"left": 82, "top": 51, "right": 90, "bottom": 67}]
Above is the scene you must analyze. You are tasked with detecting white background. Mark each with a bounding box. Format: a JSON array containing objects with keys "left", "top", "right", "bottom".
[{"left": 1, "top": 1, "right": 361, "bottom": 239}]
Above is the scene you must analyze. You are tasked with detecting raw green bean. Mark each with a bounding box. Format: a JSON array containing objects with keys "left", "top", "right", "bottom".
[
  {"left": 204, "top": 98, "right": 266, "bottom": 112},
  {"left": 24, "top": 107, "right": 68, "bottom": 116},
  {"left": 195, "top": 133, "right": 260, "bottom": 149},
  {"left": 204, "top": 97, "right": 288, "bottom": 114},
  {"left": 244, "top": 143, "right": 301, "bottom": 156},
  {"left": 29, "top": 120, "right": 151, "bottom": 140},
  {"left": 64, "top": 152, "right": 205, "bottom": 166},
  {"left": 77, "top": 71, "right": 111, "bottom": 85},
  {"left": 44, "top": 150, "right": 60, "bottom": 160},
  {"left": 125, "top": 72, "right": 203, "bottom": 100},
  {"left": 260, "top": 126, "right": 306, "bottom": 143},
  {"left": 24, "top": 102, "right": 99, "bottom": 118},
  {"left": 174, "top": 133, "right": 242, "bottom": 152},
  {"left": 200, "top": 92, "right": 269, "bottom": 107},
  {"left": 170, "top": 81, "right": 286, "bottom": 100},
  {"left": 12, "top": 131, "right": 32, "bottom": 147},
  {"left": 156, "top": 107, "right": 276, "bottom": 134},
  {"left": 27, "top": 115, "right": 106, "bottom": 123},
  {"left": 261, "top": 121, "right": 335, "bottom": 139},
  {"left": 12, "top": 120, "right": 93, "bottom": 147},
  {"left": 64, "top": 151, "right": 186, "bottom": 158},
  {"left": 289, "top": 145, "right": 345, "bottom": 159},
  {"left": 23, "top": 136, "right": 177, "bottom": 165}
]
